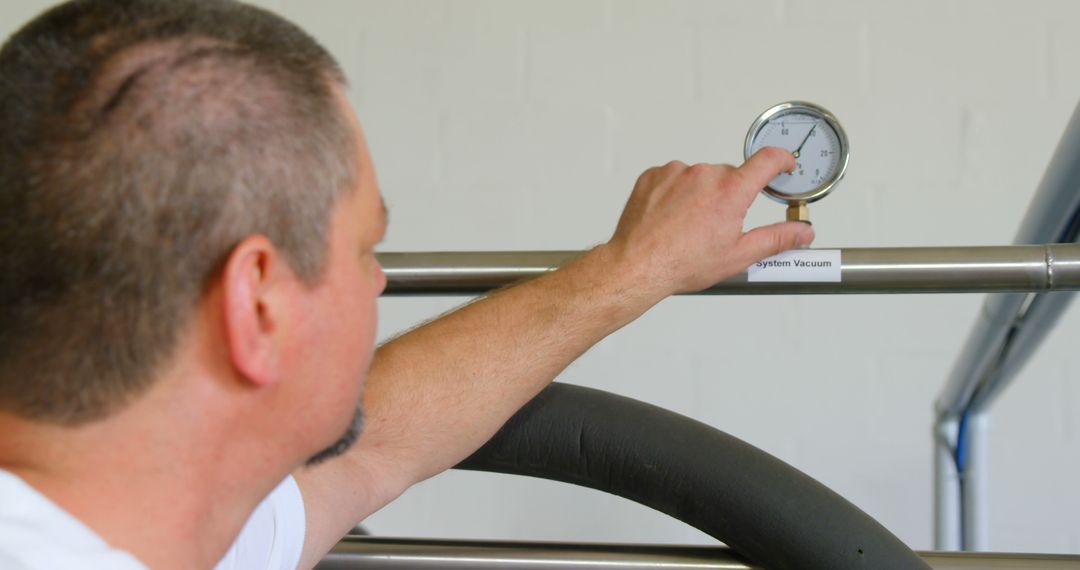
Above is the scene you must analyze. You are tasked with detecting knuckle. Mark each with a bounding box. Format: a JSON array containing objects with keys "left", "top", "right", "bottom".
[
  {"left": 661, "top": 160, "right": 687, "bottom": 173},
  {"left": 685, "top": 162, "right": 712, "bottom": 179},
  {"left": 635, "top": 165, "right": 664, "bottom": 189}
]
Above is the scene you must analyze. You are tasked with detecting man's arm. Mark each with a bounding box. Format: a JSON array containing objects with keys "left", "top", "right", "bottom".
[{"left": 293, "top": 148, "right": 813, "bottom": 568}]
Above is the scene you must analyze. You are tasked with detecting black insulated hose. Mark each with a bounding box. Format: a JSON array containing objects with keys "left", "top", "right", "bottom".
[{"left": 456, "top": 383, "right": 929, "bottom": 570}]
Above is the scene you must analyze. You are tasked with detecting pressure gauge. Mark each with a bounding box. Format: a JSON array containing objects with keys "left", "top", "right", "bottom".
[{"left": 744, "top": 101, "right": 849, "bottom": 224}]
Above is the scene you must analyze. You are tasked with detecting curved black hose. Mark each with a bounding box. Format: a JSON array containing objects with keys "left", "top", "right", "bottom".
[{"left": 456, "top": 383, "right": 929, "bottom": 570}]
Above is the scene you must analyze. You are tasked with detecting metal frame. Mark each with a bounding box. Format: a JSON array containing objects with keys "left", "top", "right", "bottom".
[
  {"left": 933, "top": 100, "right": 1080, "bottom": 550},
  {"left": 317, "top": 537, "right": 1080, "bottom": 569}
]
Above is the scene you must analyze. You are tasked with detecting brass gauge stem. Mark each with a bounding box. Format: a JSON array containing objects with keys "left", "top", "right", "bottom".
[{"left": 786, "top": 201, "right": 810, "bottom": 224}]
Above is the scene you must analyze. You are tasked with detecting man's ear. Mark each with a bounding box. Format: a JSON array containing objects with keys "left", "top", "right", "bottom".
[{"left": 221, "top": 235, "right": 290, "bottom": 387}]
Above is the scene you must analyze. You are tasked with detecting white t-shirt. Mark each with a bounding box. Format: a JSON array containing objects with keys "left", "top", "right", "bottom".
[{"left": 0, "top": 469, "right": 306, "bottom": 570}]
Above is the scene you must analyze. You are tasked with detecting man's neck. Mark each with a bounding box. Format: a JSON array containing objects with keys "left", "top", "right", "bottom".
[{"left": 0, "top": 378, "right": 289, "bottom": 570}]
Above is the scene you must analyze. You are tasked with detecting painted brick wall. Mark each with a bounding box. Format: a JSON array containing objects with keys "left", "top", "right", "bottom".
[{"left": 5, "top": 0, "right": 1080, "bottom": 554}]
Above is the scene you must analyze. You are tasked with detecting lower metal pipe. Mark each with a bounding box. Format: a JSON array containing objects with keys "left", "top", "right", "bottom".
[
  {"left": 378, "top": 245, "right": 1080, "bottom": 295},
  {"left": 317, "top": 537, "right": 1080, "bottom": 570},
  {"left": 319, "top": 538, "right": 752, "bottom": 569}
]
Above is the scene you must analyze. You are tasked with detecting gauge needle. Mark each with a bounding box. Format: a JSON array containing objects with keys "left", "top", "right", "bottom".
[{"left": 792, "top": 123, "right": 818, "bottom": 159}]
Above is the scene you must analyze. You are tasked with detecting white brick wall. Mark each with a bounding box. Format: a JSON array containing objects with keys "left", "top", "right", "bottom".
[{"left": 5, "top": 0, "right": 1080, "bottom": 554}]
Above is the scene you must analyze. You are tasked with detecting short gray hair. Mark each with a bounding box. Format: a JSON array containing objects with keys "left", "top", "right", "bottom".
[{"left": 0, "top": 0, "right": 358, "bottom": 424}]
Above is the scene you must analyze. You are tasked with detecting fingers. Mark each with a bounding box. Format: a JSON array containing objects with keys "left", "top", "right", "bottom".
[
  {"left": 734, "top": 146, "right": 796, "bottom": 200},
  {"left": 735, "top": 221, "right": 815, "bottom": 267}
]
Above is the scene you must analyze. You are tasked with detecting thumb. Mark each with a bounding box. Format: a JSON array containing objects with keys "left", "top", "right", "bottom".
[{"left": 736, "top": 221, "right": 815, "bottom": 266}]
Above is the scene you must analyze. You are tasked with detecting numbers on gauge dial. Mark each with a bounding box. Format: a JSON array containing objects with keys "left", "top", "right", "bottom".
[{"left": 749, "top": 112, "right": 842, "bottom": 196}]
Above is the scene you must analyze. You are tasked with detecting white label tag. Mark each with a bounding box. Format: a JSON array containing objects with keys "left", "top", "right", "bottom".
[{"left": 746, "top": 249, "right": 841, "bottom": 282}]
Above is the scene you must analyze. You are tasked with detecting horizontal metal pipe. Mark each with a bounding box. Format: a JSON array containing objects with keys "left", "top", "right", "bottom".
[
  {"left": 378, "top": 245, "right": 1080, "bottom": 296},
  {"left": 316, "top": 537, "right": 1080, "bottom": 569},
  {"left": 319, "top": 538, "right": 752, "bottom": 569}
]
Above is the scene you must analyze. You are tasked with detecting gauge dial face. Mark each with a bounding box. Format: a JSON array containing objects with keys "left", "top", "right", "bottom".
[{"left": 744, "top": 102, "right": 848, "bottom": 204}]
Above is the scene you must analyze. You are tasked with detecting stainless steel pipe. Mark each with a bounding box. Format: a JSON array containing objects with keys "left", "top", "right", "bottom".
[
  {"left": 379, "top": 244, "right": 1080, "bottom": 296},
  {"left": 317, "top": 537, "right": 1080, "bottom": 569}
]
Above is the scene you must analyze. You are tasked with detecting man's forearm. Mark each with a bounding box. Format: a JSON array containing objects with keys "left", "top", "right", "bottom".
[
  {"left": 355, "top": 243, "right": 660, "bottom": 489},
  {"left": 295, "top": 151, "right": 810, "bottom": 568}
]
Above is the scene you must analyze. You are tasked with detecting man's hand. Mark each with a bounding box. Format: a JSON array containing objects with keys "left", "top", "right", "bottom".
[{"left": 607, "top": 146, "right": 815, "bottom": 296}]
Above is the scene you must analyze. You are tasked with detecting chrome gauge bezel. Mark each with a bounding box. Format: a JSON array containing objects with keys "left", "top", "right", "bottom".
[{"left": 743, "top": 101, "right": 850, "bottom": 205}]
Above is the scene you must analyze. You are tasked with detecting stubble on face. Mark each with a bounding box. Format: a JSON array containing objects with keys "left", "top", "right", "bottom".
[{"left": 305, "top": 403, "right": 363, "bottom": 466}]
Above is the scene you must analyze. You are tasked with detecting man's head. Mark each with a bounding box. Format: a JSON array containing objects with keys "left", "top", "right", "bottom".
[{"left": 0, "top": 0, "right": 381, "bottom": 464}]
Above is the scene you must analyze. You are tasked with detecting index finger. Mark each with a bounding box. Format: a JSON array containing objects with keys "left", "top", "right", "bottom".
[{"left": 734, "top": 146, "right": 796, "bottom": 199}]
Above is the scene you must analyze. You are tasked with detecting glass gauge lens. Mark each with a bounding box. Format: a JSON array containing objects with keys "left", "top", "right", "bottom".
[{"left": 744, "top": 102, "right": 849, "bottom": 204}]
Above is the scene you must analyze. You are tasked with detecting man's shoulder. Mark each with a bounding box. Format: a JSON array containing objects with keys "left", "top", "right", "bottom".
[
  {"left": 0, "top": 469, "right": 147, "bottom": 570},
  {"left": 0, "top": 543, "right": 145, "bottom": 570},
  {"left": 0, "top": 550, "right": 34, "bottom": 570}
]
